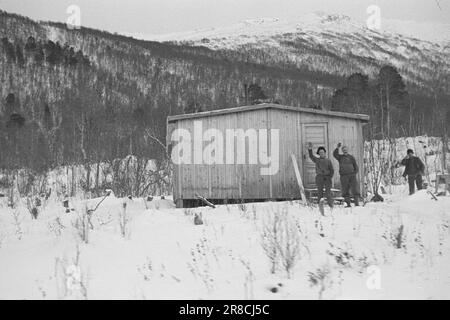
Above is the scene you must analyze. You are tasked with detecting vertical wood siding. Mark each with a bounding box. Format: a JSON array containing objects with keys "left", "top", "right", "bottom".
[{"left": 167, "top": 108, "right": 366, "bottom": 202}]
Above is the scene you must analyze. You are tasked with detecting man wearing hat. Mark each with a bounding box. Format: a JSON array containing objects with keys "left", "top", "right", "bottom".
[
  {"left": 333, "top": 143, "right": 360, "bottom": 207},
  {"left": 400, "top": 149, "right": 425, "bottom": 195},
  {"left": 307, "top": 142, "right": 334, "bottom": 208}
]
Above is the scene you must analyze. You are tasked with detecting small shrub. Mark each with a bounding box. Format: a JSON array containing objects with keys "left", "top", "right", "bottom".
[
  {"left": 11, "top": 208, "right": 23, "bottom": 240},
  {"left": 48, "top": 217, "right": 65, "bottom": 238},
  {"left": 260, "top": 210, "right": 282, "bottom": 274},
  {"left": 260, "top": 206, "right": 301, "bottom": 278},
  {"left": 327, "top": 243, "right": 354, "bottom": 268},
  {"left": 277, "top": 215, "right": 301, "bottom": 278},
  {"left": 237, "top": 202, "right": 247, "bottom": 214},
  {"left": 137, "top": 257, "right": 153, "bottom": 281},
  {"left": 194, "top": 212, "right": 204, "bottom": 225},
  {"left": 118, "top": 202, "right": 131, "bottom": 238},
  {"left": 26, "top": 196, "right": 39, "bottom": 219},
  {"left": 308, "top": 266, "right": 332, "bottom": 300},
  {"left": 72, "top": 206, "right": 91, "bottom": 244},
  {"left": 383, "top": 224, "right": 406, "bottom": 250}
]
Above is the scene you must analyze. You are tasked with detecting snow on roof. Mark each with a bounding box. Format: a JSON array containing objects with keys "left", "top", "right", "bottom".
[{"left": 167, "top": 103, "right": 370, "bottom": 122}]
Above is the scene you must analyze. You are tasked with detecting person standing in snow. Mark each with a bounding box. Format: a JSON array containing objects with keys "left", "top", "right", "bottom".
[
  {"left": 333, "top": 143, "right": 360, "bottom": 207},
  {"left": 400, "top": 149, "right": 425, "bottom": 195},
  {"left": 307, "top": 142, "right": 334, "bottom": 208}
]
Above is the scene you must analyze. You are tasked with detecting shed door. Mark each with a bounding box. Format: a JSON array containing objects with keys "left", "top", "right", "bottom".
[{"left": 302, "top": 123, "right": 329, "bottom": 188}]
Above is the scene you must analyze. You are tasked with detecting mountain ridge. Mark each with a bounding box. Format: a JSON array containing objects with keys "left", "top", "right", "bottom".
[
  {"left": 124, "top": 12, "right": 449, "bottom": 95},
  {"left": 126, "top": 12, "right": 450, "bottom": 45}
]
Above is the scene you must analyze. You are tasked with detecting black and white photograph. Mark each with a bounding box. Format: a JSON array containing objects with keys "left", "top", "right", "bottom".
[{"left": 0, "top": 0, "right": 449, "bottom": 302}]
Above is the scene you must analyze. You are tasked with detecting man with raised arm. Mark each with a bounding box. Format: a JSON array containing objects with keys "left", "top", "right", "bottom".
[
  {"left": 307, "top": 142, "right": 334, "bottom": 208},
  {"left": 333, "top": 143, "right": 360, "bottom": 207}
]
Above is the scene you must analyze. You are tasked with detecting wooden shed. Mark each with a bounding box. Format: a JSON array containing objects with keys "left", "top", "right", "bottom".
[{"left": 167, "top": 103, "right": 369, "bottom": 207}]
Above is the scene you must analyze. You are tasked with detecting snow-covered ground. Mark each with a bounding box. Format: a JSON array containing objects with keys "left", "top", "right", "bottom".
[{"left": 0, "top": 188, "right": 449, "bottom": 300}]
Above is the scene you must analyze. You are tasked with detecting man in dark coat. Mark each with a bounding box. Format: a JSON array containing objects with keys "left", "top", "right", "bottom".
[
  {"left": 333, "top": 143, "right": 360, "bottom": 207},
  {"left": 400, "top": 149, "right": 425, "bottom": 195},
  {"left": 307, "top": 142, "right": 334, "bottom": 208}
]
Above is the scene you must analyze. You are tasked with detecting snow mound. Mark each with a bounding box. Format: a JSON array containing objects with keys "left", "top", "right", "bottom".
[
  {"left": 394, "top": 190, "right": 450, "bottom": 217},
  {"left": 145, "top": 197, "right": 176, "bottom": 210}
]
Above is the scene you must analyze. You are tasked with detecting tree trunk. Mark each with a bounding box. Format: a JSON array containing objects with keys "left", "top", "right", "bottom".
[
  {"left": 386, "top": 84, "right": 390, "bottom": 138},
  {"left": 409, "top": 98, "right": 413, "bottom": 136},
  {"left": 380, "top": 87, "right": 384, "bottom": 138},
  {"left": 95, "top": 161, "right": 100, "bottom": 197},
  {"left": 443, "top": 134, "right": 448, "bottom": 173},
  {"left": 432, "top": 93, "right": 438, "bottom": 136}
]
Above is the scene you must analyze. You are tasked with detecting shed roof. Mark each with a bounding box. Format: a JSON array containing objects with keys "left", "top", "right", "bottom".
[{"left": 167, "top": 103, "right": 369, "bottom": 123}]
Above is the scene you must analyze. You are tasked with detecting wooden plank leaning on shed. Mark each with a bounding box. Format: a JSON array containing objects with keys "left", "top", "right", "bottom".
[{"left": 291, "top": 154, "right": 307, "bottom": 202}]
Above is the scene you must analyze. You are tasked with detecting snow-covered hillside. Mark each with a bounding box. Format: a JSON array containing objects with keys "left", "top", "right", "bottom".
[
  {"left": 128, "top": 12, "right": 450, "bottom": 90},
  {"left": 0, "top": 189, "right": 449, "bottom": 299},
  {"left": 382, "top": 18, "right": 450, "bottom": 44},
  {"left": 131, "top": 12, "right": 450, "bottom": 46}
]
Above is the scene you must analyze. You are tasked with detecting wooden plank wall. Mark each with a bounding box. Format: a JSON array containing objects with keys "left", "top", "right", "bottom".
[{"left": 167, "top": 108, "right": 366, "bottom": 202}]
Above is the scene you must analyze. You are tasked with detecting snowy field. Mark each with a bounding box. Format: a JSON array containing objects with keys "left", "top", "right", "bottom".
[{"left": 0, "top": 189, "right": 449, "bottom": 300}]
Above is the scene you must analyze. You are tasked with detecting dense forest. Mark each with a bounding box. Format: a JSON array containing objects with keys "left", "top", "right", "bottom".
[
  {"left": 332, "top": 68, "right": 450, "bottom": 139},
  {"left": 0, "top": 10, "right": 449, "bottom": 175}
]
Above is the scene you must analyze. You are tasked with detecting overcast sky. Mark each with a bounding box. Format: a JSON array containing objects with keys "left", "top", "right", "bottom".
[{"left": 0, "top": 0, "right": 448, "bottom": 35}]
